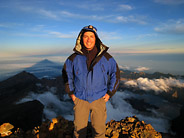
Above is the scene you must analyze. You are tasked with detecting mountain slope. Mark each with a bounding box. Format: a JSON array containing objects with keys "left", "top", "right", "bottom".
[{"left": 0, "top": 71, "right": 39, "bottom": 103}]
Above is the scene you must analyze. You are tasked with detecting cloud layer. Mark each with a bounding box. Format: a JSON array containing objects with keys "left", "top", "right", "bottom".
[
  {"left": 155, "top": 19, "right": 184, "bottom": 34},
  {"left": 124, "top": 77, "right": 184, "bottom": 93},
  {"left": 135, "top": 66, "right": 150, "bottom": 71},
  {"left": 118, "top": 4, "right": 133, "bottom": 11},
  {"left": 17, "top": 90, "right": 175, "bottom": 133}
]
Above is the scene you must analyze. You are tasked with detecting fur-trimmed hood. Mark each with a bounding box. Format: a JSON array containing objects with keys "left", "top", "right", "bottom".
[{"left": 73, "top": 25, "right": 109, "bottom": 57}]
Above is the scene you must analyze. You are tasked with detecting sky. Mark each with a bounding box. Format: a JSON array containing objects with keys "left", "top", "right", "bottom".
[{"left": 0, "top": 0, "right": 184, "bottom": 58}]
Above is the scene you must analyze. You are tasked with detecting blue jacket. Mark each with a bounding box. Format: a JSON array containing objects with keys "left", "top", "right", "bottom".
[{"left": 62, "top": 26, "right": 120, "bottom": 103}]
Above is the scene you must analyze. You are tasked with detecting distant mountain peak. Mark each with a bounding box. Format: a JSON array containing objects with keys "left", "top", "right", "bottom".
[
  {"left": 25, "top": 59, "right": 62, "bottom": 79},
  {"left": 35, "top": 59, "right": 58, "bottom": 66},
  {"left": 38, "top": 59, "right": 53, "bottom": 63}
]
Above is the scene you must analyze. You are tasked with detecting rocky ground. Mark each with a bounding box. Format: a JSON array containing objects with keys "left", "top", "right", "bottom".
[{"left": 1, "top": 116, "right": 164, "bottom": 138}]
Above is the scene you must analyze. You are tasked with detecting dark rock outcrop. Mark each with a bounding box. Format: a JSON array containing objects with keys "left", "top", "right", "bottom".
[
  {"left": 0, "top": 100, "right": 44, "bottom": 132},
  {"left": 3, "top": 116, "right": 73, "bottom": 138},
  {"left": 105, "top": 116, "right": 162, "bottom": 138},
  {"left": 0, "top": 70, "right": 66, "bottom": 134},
  {"left": 171, "top": 105, "right": 184, "bottom": 138},
  {"left": 0, "top": 71, "right": 39, "bottom": 105},
  {"left": 0, "top": 71, "right": 44, "bottom": 132}
]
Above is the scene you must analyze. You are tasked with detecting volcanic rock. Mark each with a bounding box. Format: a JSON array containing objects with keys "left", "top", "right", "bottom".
[
  {"left": 4, "top": 116, "right": 163, "bottom": 138},
  {"left": 171, "top": 105, "right": 184, "bottom": 138},
  {"left": 105, "top": 116, "right": 162, "bottom": 138},
  {"left": 0, "top": 100, "right": 44, "bottom": 131},
  {"left": 0, "top": 123, "right": 14, "bottom": 137}
]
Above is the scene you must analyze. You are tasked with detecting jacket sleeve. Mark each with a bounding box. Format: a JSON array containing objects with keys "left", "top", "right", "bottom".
[
  {"left": 106, "top": 58, "right": 120, "bottom": 97},
  {"left": 62, "top": 58, "right": 75, "bottom": 96}
]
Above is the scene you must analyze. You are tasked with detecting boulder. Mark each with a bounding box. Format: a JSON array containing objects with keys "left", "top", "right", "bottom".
[
  {"left": 0, "top": 123, "right": 14, "bottom": 137},
  {"left": 105, "top": 116, "right": 162, "bottom": 138},
  {"left": 0, "top": 100, "right": 44, "bottom": 131},
  {"left": 171, "top": 105, "right": 184, "bottom": 138}
]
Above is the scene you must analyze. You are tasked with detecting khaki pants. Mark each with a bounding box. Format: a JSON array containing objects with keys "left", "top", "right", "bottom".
[{"left": 73, "top": 97, "right": 107, "bottom": 138}]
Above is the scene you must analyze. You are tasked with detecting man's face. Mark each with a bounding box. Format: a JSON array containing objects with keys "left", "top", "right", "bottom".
[{"left": 82, "top": 31, "right": 96, "bottom": 50}]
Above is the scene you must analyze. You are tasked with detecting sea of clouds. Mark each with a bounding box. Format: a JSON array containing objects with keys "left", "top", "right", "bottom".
[
  {"left": 16, "top": 85, "right": 181, "bottom": 133},
  {"left": 124, "top": 77, "right": 184, "bottom": 93},
  {"left": 3, "top": 59, "right": 183, "bottom": 133}
]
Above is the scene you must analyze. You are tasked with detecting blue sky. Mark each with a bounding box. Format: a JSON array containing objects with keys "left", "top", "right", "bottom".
[{"left": 0, "top": 0, "right": 184, "bottom": 58}]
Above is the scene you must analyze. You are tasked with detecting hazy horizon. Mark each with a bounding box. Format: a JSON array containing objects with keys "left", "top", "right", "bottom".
[{"left": 0, "top": 53, "right": 184, "bottom": 82}]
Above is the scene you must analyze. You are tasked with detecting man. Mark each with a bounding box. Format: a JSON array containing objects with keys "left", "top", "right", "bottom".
[{"left": 62, "top": 25, "right": 120, "bottom": 138}]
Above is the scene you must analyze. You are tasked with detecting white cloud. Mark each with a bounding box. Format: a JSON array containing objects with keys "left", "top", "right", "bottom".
[
  {"left": 75, "top": 3, "right": 105, "bottom": 11},
  {"left": 39, "top": 9, "right": 59, "bottom": 20},
  {"left": 48, "top": 31, "right": 76, "bottom": 38},
  {"left": 58, "top": 1, "right": 105, "bottom": 11},
  {"left": 16, "top": 3, "right": 146, "bottom": 25},
  {"left": 119, "top": 65, "right": 130, "bottom": 70},
  {"left": 58, "top": 10, "right": 147, "bottom": 25},
  {"left": 119, "top": 4, "right": 133, "bottom": 10},
  {"left": 0, "top": 23, "right": 23, "bottom": 28},
  {"left": 59, "top": 11, "right": 76, "bottom": 17},
  {"left": 154, "top": 0, "right": 184, "bottom": 5},
  {"left": 116, "top": 16, "right": 128, "bottom": 22},
  {"left": 136, "top": 33, "right": 157, "bottom": 40},
  {"left": 13, "top": 2, "right": 147, "bottom": 25},
  {"left": 0, "top": 24, "right": 9, "bottom": 28},
  {"left": 115, "top": 15, "right": 147, "bottom": 25},
  {"left": 59, "top": 11, "right": 112, "bottom": 21},
  {"left": 98, "top": 31, "right": 122, "bottom": 40},
  {"left": 14, "top": 4, "right": 61, "bottom": 20},
  {"left": 18, "top": 6, "right": 34, "bottom": 12},
  {"left": 124, "top": 77, "right": 184, "bottom": 93},
  {"left": 154, "top": 19, "right": 184, "bottom": 34},
  {"left": 0, "top": 25, "right": 77, "bottom": 39},
  {"left": 30, "top": 25, "right": 46, "bottom": 32},
  {"left": 125, "top": 80, "right": 138, "bottom": 87},
  {"left": 135, "top": 66, "right": 150, "bottom": 71}
]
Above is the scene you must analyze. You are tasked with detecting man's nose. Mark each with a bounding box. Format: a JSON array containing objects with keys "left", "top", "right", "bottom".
[{"left": 87, "top": 38, "right": 91, "bottom": 42}]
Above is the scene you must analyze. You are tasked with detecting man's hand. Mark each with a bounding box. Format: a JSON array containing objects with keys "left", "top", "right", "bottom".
[
  {"left": 103, "top": 94, "right": 110, "bottom": 102},
  {"left": 70, "top": 94, "right": 76, "bottom": 102}
]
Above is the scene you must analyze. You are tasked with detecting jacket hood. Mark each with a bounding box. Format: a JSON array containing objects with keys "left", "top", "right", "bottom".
[{"left": 73, "top": 25, "right": 109, "bottom": 56}]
